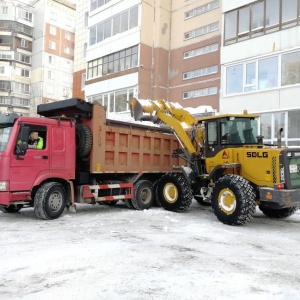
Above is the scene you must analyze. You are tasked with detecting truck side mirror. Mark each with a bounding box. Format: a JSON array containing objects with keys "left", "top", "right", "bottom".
[{"left": 15, "top": 126, "right": 30, "bottom": 159}]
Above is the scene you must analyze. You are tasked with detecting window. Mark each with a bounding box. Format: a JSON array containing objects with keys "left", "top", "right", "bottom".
[
  {"left": 83, "top": 43, "right": 87, "bottom": 58},
  {"left": 0, "top": 35, "right": 11, "bottom": 45},
  {"left": 50, "top": 26, "right": 56, "bottom": 35},
  {"left": 49, "top": 41, "right": 56, "bottom": 50},
  {"left": 0, "top": 66, "right": 4, "bottom": 74},
  {"left": 226, "top": 64, "right": 243, "bottom": 94},
  {"left": 84, "top": 12, "right": 89, "bottom": 27},
  {"left": 183, "top": 66, "right": 218, "bottom": 80},
  {"left": 48, "top": 70, "right": 54, "bottom": 79},
  {"left": 184, "top": 22, "right": 218, "bottom": 40},
  {"left": 21, "top": 39, "right": 28, "bottom": 48},
  {"left": 65, "top": 18, "right": 72, "bottom": 27},
  {"left": 88, "top": 88, "right": 134, "bottom": 113},
  {"left": 87, "top": 45, "right": 138, "bottom": 79},
  {"left": 224, "top": 50, "right": 300, "bottom": 96},
  {"left": 21, "top": 69, "right": 30, "bottom": 77},
  {"left": 224, "top": 0, "right": 300, "bottom": 45},
  {"left": 48, "top": 55, "right": 55, "bottom": 64},
  {"left": 258, "top": 57, "right": 278, "bottom": 90},
  {"left": 183, "top": 86, "right": 218, "bottom": 100},
  {"left": 65, "top": 32, "right": 71, "bottom": 40},
  {"left": 15, "top": 53, "right": 31, "bottom": 64},
  {"left": 282, "top": 52, "right": 300, "bottom": 86},
  {"left": 2, "top": 7, "right": 8, "bottom": 14},
  {"left": 90, "top": 0, "right": 112, "bottom": 12},
  {"left": 184, "top": 43, "right": 218, "bottom": 59},
  {"left": 14, "top": 82, "right": 30, "bottom": 94},
  {"left": 18, "top": 8, "right": 33, "bottom": 22},
  {"left": 185, "top": 1, "right": 219, "bottom": 19},
  {"left": 64, "top": 46, "right": 71, "bottom": 55},
  {"left": 81, "top": 73, "right": 86, "bottom": 91},
  {"left": 89, "top": 6, "right": 139, "bottom": 46},
  {"left": 207, "top": 122, "right": 218, "bottom": 145}
]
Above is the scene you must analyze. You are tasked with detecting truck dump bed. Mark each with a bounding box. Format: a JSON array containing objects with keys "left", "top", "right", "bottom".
[{"left": 38, "top": 98, "right": 183, "bottom": 174}]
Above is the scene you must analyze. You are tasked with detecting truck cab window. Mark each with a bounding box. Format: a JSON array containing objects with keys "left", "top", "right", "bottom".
[
  {"left": 0, "top": 127, "right": 13, "bottom": 152},
  {"left": 17, "top": 125, "right": 47, "bottom": 150}
]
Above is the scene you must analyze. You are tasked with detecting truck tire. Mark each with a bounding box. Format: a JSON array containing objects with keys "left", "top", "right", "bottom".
[
  {"left": 131, "top": 180, "right": 154, "bottom": 210},
  {"left": 156, "top": 172, "right": 193, "bottom": 212},
  {"left": 34, "top": 182, "right": 66, "bottom": 220},
  {"left": 211, "top": 175, "right": 256, "bottom": 225},
  {"left": 259, "top": 206, "right": 299, "bottom": 219},
  {"left": 0, "top": 204, "right": 23, "bottom": 213},
  {"left": 76, "top": 124, "right": 92, "bottom": 158}
]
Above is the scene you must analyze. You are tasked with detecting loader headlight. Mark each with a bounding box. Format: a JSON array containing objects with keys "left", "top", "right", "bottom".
[{"left": 0, "top": 181, "right": 8, "bottom": 191}]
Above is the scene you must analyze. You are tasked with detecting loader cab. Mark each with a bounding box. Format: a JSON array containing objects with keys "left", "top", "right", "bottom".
[{"left": 202, "top": 115, "right": 259, "bottom": 158}]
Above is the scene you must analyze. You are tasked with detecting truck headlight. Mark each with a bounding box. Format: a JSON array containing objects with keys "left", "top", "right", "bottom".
[{"left": 0, "top": 181, "right": 8, "bottom": 191}]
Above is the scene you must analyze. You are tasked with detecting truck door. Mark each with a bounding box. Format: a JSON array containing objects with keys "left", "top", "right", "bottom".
[{"left": 10, "top": 125, "right": 49, "bottom": 192}]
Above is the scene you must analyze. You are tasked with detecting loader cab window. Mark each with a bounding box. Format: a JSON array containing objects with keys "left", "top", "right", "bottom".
[
  {"left": 207, "top": 121, "right": 218, "bottom": 145},
  {"left": 221, "top": 117, "right": 258, "bottom": 145}
]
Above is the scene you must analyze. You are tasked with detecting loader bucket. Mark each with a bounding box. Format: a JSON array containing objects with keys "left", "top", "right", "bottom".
[{"left": 129, "top": 98, "right": 155, "bottom": 121}]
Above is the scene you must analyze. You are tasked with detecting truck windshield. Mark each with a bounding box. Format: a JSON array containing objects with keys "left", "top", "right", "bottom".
[
  {"left": 0, "top": 127, "right": 13, "bottom": 152},
  {"left": 221, "top": 117, "right": 258, "bottom": 145}
]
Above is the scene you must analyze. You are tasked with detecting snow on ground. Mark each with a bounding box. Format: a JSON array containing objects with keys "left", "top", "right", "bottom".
[{"left": 1, "top": 201, "right": 300, "bottom": 300}]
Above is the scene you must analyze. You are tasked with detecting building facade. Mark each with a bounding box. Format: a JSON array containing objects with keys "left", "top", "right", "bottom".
[
  {"left": 0, "top": 0, "right": 75, "bottom": 116},
  {"left": 30, "top": 0, "right": 75, "bottom": 115},
  {"left": 0, "top": 0, "right": 34, "bottom": 115},
  {"left": 73, "top": 0, "right": 221, "bottom": 114},
  {"left": 221, "top": 0, "right": 300, "bottom": 146}
]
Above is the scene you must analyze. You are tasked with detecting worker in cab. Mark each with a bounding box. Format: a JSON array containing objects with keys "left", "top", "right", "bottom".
[{"left": 28, "top": 130, "right": 43, "bottom": 149}]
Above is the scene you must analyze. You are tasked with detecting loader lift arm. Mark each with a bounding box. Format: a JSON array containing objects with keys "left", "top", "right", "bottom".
[{"left": 129, "top": 98, "right": 204, "bottom": 176}]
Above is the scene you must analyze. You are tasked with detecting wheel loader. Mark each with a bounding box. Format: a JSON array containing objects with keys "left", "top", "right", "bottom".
[{"left": 129, "top": 98, "right": 300, "bottom": 225}]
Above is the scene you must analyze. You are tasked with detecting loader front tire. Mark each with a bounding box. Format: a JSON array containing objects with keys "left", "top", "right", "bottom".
[
  {"left": 259, "top": 206, "right": 299, "bottom": 219},
  {"left": 156, "top": 172, "right": 192, "bottom": 212},
  {"left": 211, "top": 175, "right": 256, "bottom": 225},
  {"left": 131, "top": 180, "right": 154, "bottom": 210},
  {"left": 34, "top": 182, "right": 66, "bottom": 220}
]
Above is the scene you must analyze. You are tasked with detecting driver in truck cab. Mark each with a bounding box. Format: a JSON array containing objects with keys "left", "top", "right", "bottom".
[{"left": 28, "top": 130, "right": 43, "bottom": 149}]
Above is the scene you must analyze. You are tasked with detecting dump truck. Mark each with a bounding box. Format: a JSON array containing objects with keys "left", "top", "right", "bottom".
[
  {"left": 129, "top": 98, "right": 300, "bottom": 225},
  {"left": 0, "top": 98, "right": 184, "bottom": 219}
]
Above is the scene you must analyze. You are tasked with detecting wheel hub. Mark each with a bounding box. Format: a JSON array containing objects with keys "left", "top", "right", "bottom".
[
  {"left": 141, "top": 188, "right": 152, "bottom": 204},
  {"left": 218, "top": 188, "right": 236, "bottom": 214},
  {"left": 163, "top": 183, "right": 178, "bottom": 203},
  {"left": 49, "top": 192, "right": 63, "bottom": 212}
]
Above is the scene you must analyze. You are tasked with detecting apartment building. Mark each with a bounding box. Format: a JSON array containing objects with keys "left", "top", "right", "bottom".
[
  {"left": 221, "top": 0, "right": 300, "bottom": 146},
  {"left": 30, "top": 0, "right": 75, "bottom": 115},
  {"left": 73, "top": 0, "right": 221, "bottom": 114},
  {"left": 0, "top": 0, "right": 34, "bottom": 115},
  {"left": 0, "top": 0, "right": 75, "bottom": 116}
]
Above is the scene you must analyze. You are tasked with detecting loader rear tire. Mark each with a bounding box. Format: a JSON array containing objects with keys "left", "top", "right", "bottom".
[
  {"left": 34, "top": 182, "right": 66, "bottom": 220},
  {"left": 131, "top": 180, "right": 154, "bottom": 210},
  {"left": 211, "top": 175, "right": 256, "bottom": 225},
  {"left": 76, "top": 124, "right": 92, "bottom": 158},
  {"left": 156, "top": 172, "right": 192, "bottom": 212},
  {"left": 259, "top": 206, "right": 299, "bottom": 219}
]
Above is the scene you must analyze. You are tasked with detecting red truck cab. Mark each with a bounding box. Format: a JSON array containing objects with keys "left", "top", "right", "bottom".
[{"left": 0, "top": 112, "right": 75, "bottom": 218}]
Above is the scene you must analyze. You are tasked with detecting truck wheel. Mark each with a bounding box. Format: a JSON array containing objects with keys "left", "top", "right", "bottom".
[
  {"left": 211, "top": 175, "right": 256, "bottom": 225},
  {"left": 156, "top": 172, "right": 192, "bottom": 212},
  {"left": 131, "top": 180, "right": 154, "bottom": 210},
  {"left": 34, "top": 182, "right": 66, "bottom": 220},
  {"left": 0, "top": 204, "right": 23, "bottom": 213},
  {"left": 259, "top": 206, "right": 299, "bottom": 218},
  {"left": 76, "top": 124, "right": 92, "bottom": 158}
]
